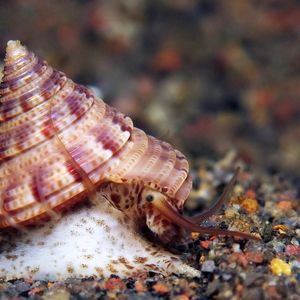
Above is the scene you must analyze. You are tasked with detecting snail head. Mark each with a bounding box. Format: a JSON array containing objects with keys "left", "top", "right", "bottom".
[{"left": 140, "top": 168, "right": 262, "bottom": 246}]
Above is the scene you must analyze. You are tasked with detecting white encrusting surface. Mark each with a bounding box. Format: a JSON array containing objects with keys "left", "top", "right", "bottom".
[{"left": 0, "top": 195, "right": 199, "bottom": 280}]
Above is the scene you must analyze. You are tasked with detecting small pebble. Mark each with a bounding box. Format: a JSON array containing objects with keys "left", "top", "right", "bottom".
[
  {"left": 273, "top": 224, "right": 289, "bottom": 234},
  {"left": 200, "top": 240, "right": 211, "bottom": 249},
  {"left": 43, "top": 288, "right": 70, "bottom": 300},
  {"left": 205, "top": 278, "right": 220, "bottom": 296},
  {"left": 266, "top": 285, "right": 282, "bottom": 300},
  {"left": 291, "top": 260, "right": 300, "bottom": 271},
  {"left": 245, "top": 251, "right": 264, "bottom": 264},
  {"left": 201, "top": 260, "right": 216, "bottom": 273},
  {"left": 134, "top": 280, "right": 146, "bottom": 294},
  {"left": 14, "top": 281, "right": 31, "bottom": 294},
  {"left": 228, "top": 253, "right": 248, "bottom": 268},
  {"left": 173, "top": 295, "right": 189, "bottom": 300},
  {"left": 272, "top": 241, "right": 286, "bottom": 253},
  {"left": 232, "top": 243, "right": 241, "bottom": 252},
  {"left": 290, "top": 237, "right": 299, "bottom": 246},
  {"left": 222, "top": 273, "right": 232, "bottom": 281},
  {"left": 225, "top": 207, "right": 239, "bottom": 218},
  {"left": 269, "top": 258, "right": 292, "bottom": 276},
  {"left": 285, "top": 244, "right": 300, "bottom": 256}
]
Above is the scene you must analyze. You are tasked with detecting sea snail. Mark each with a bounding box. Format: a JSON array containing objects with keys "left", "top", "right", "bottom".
[
  {"left": 0, "top": 41, "right": 261, "bottom": 246},
  {"left": 0, "top": 41, "right": 261, "bottom": 279}
]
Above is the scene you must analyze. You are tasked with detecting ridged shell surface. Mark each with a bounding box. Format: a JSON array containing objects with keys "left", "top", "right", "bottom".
[{"left": 0, "top": 41, "right": 192, "bottom": 228}]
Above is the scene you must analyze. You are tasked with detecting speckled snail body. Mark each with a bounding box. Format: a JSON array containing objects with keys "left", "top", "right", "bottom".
[{"left": 0, "top": 41, "right": 260, "bottom": 280}]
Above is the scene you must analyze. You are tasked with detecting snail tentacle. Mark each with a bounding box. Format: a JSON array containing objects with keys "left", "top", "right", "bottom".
[
  {"left": 146, "top": 189, "right": 261, "bottom": 241},
  {"left": 189, "top": 167, "right": 240, "bottom": 224}
]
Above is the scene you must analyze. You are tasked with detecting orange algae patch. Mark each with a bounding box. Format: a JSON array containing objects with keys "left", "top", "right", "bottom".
[
  {"left": 135, "top": 280, "right": 147, "bottom": 294},
  {"left": 276, "top": 200, "right": 293, "bottom": 211},
  {"left": 200, "top": 240, "right": 211, "bottom": 249},
  {"left": 104, "top": 277, "right": 126, "bottom": 291},
  {"left": 152, "top": 282, "right": 170, "bottom": 294},
  {"left": 245, "top": 189, "right": 256, "bottom": 199},
  {"left": 240, "top": 197, "right": 258, "bottom": 213}
]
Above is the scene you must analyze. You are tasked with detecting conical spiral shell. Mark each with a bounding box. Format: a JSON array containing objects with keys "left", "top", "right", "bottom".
[{"left": 0, "top": 41, "right": 192, "bottom": 228}]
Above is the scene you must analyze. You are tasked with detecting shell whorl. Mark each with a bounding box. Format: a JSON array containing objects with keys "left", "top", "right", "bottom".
[{"left": 0, "top": 41, "right": 191, "bottom": 228}]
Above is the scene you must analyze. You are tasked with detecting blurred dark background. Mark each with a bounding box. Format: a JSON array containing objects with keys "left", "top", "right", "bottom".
[{"left": 0, "top": 0, "right": 300, "bottom": 181}]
